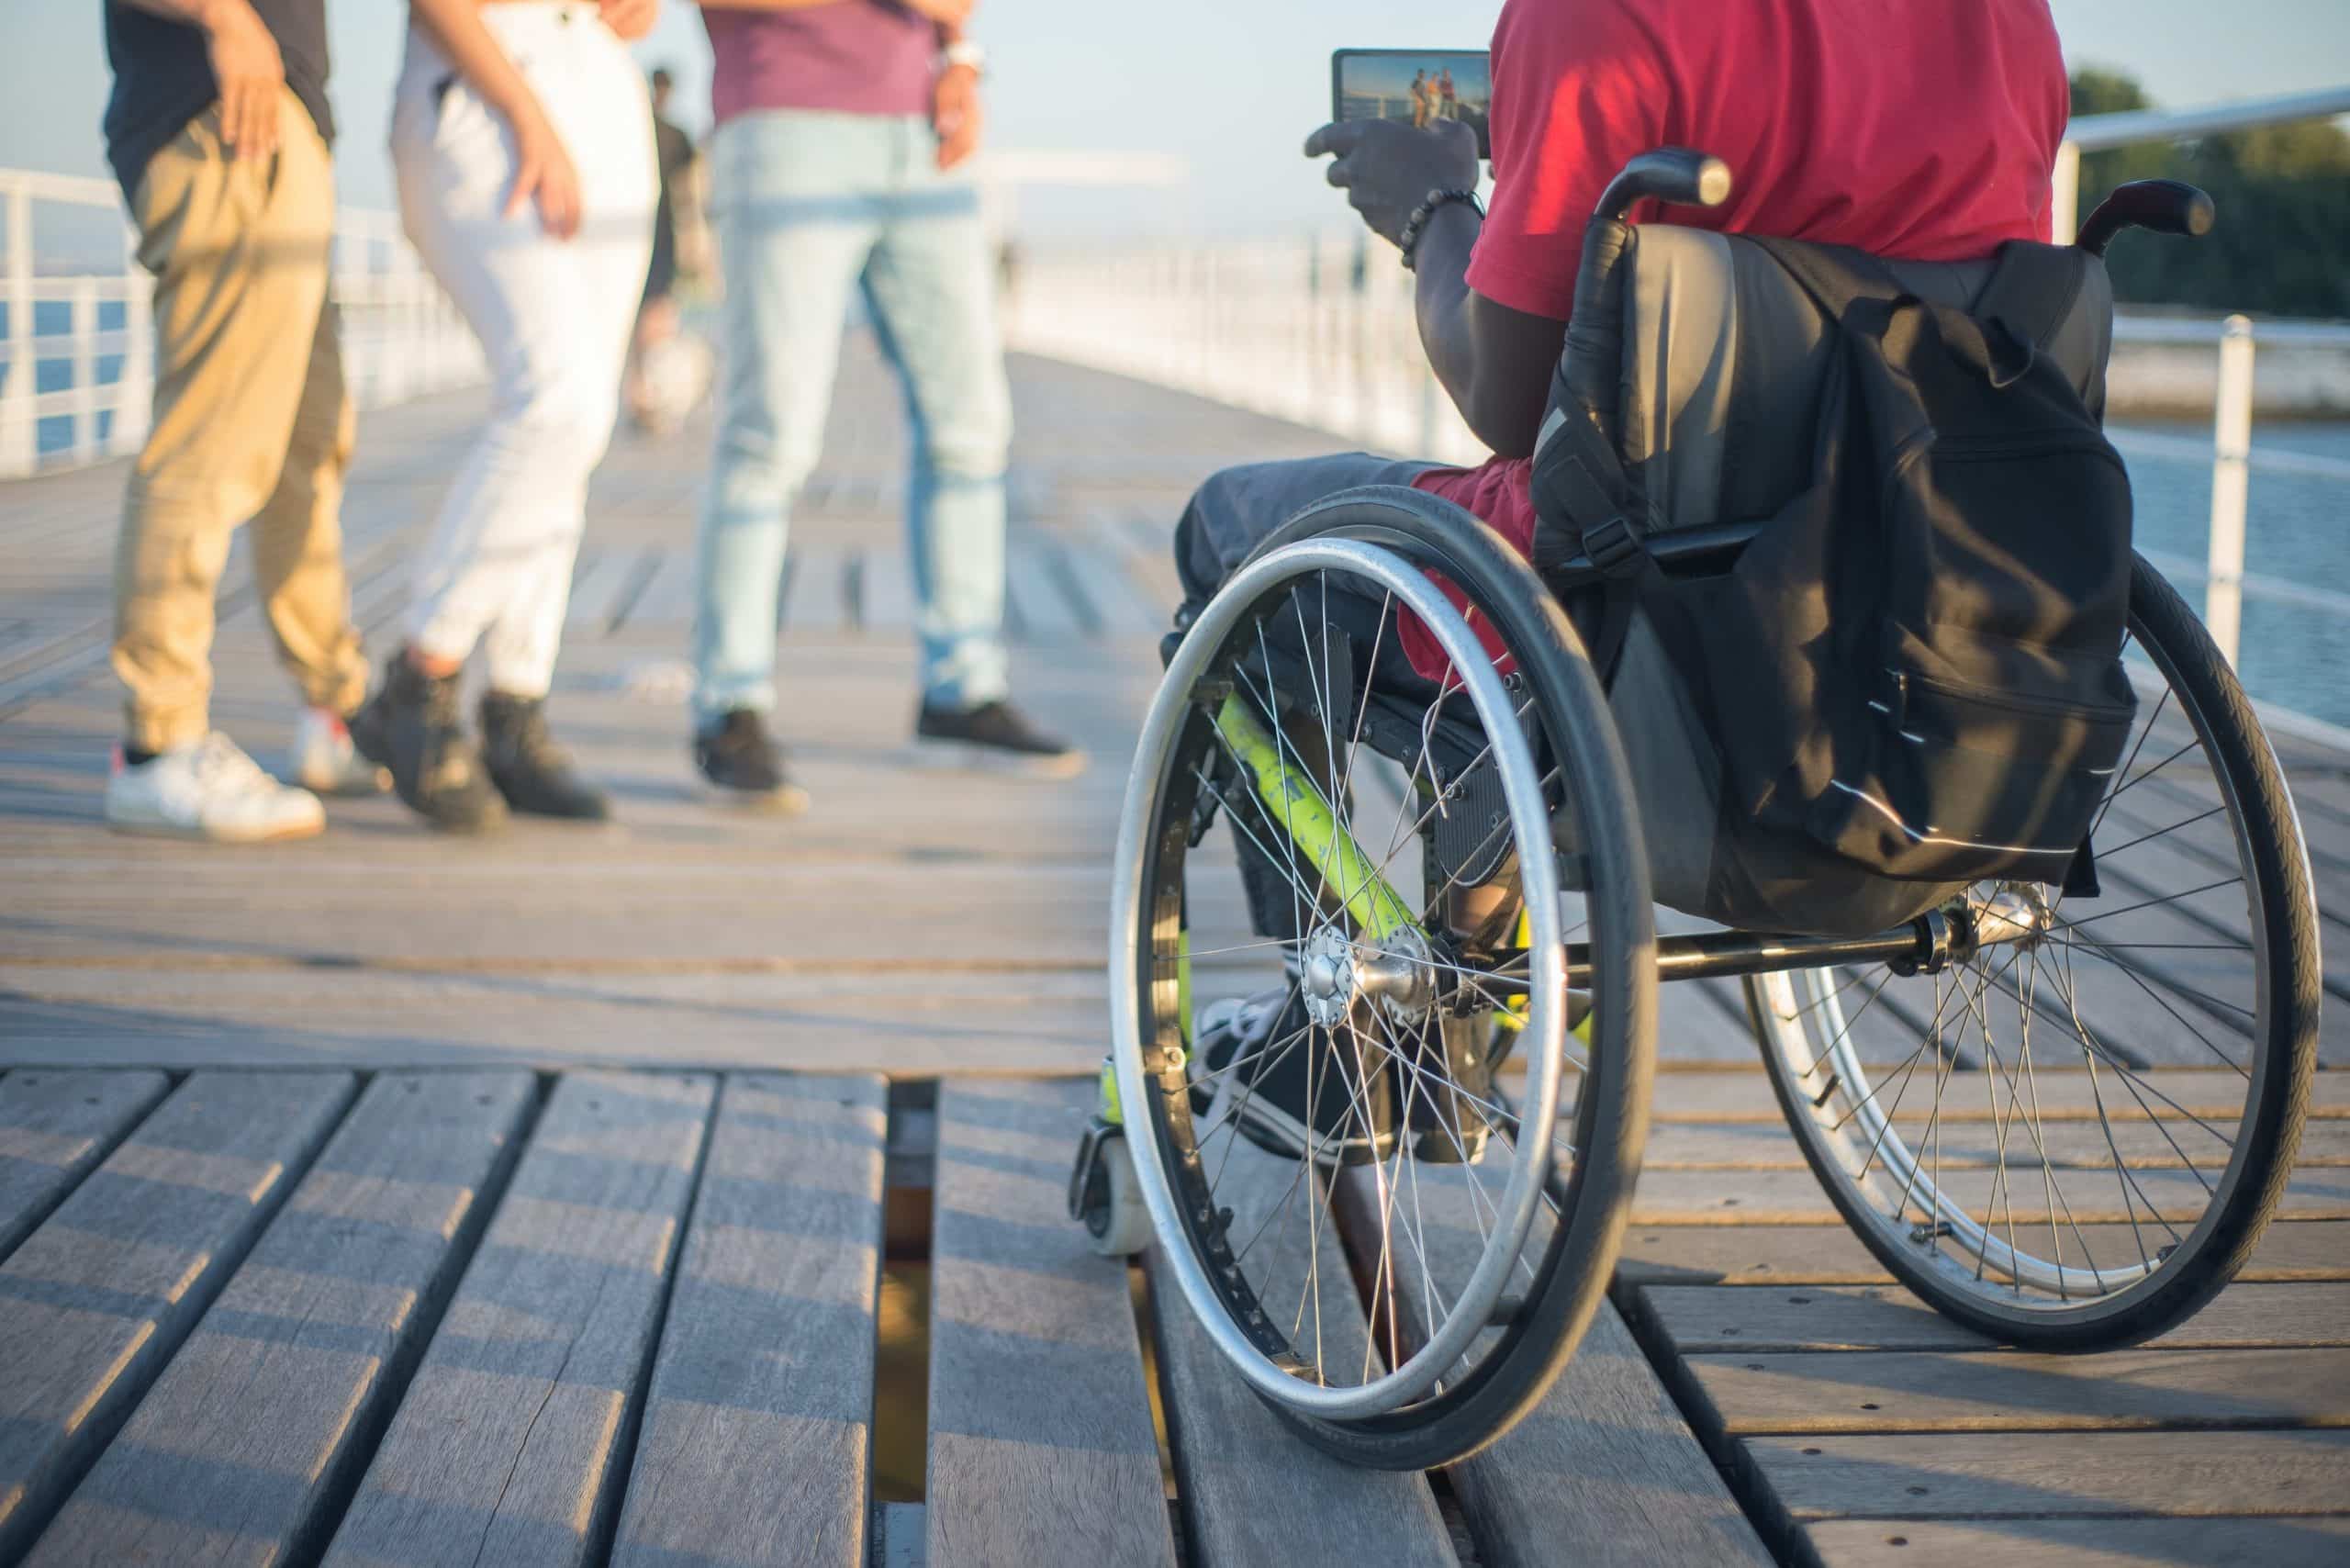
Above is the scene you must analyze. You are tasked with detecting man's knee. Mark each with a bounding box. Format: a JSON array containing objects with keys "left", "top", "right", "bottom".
[
  {"left": 1172, "top": 461, "right": 1267, "bottom": 609},
  {"left": 918, "top": 376, "right": 1013, "bottom": 482}
]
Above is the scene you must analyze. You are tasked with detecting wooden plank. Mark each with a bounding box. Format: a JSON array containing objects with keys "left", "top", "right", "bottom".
[
  {"left": 0, "top": 1070, "right": 357, "bottom": 1560},
  {"left": 1328, "top": 1162, "right": 1768, "bottom": 1567},
  {"left": 1091, "top": 511, "right": 1182, "bottom": 610},
  {"left": 781, "top": 544, "right": 847, "bottom": 634},
  {"left": 1683, "top": 1346, "right": 2350, "bottom": 1434},
  {"left": 924, "top": 1079, "right": 1173, "bottom": 1568},
  {"left": 1146, "top": 1149, "right": 1454, "bottom": 1567},
  {"left": 27, "top": 1071, "right": 537, "bottom": 1568},
  {"left": 1642, "top": 1065, "right": 2350, "bottom": 1124},
  {"left": 1628, "top": 1164, "right": 2350, "bottom": 1226},
  {"left": 860, "top": 550, "right": 914, "bottom": 633},
  {"left": 1748, "top": 1428, "right": 2350, "bottom": 1521},
  {"left": 1802, "top": 1515, "right": 2350, "bottom": 1567},
  {"left": 1007, "top": 542, "right": 1089, "bottom": 642},
  {"left": 564, "top": 552, "right": 640, "bottom": 632},
  {"left": 610, "top": 1073, "right": 887, "bottom": 1568},
  {"left": 1644, "top": 1281, "right": 2350, "bottom": 1354},
  {"left": 1653, "top": 980, "right": 1760, "bottom": 1062},
  {"left": 1616, "top": 1218, "right": 2350, "bottom": 1287},
  {"left": 1055, "top": 538, "right": 1164, "bottom": 636},
  {"left": 0, "top": 1070, "right": 168, "bottom": 1260},
  {"left": 0, "top": 966, "right": 1118, "bottom": 1078},
  {"left": 323, "top": 1070, "right": 715, "bottom": 1568},
  {"left": 1640, "top": 1115, "right": 2348, "bottom": 1170},
  {"left": 623, "top": 552, "right": 696, "bottom": 626}
]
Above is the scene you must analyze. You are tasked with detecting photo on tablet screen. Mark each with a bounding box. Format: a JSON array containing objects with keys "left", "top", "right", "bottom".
[{"left": 1331, "top": 49, "right": 1493, "bottom": 160}]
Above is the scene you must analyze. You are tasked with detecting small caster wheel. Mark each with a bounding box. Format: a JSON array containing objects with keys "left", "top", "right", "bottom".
[{"left": 1069, "top": 1121, "right": 1152, "bottom": 1258}]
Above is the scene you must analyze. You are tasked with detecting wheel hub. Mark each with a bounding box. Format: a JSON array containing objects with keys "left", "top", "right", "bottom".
[{"left": 1299, "top": 925, "right": 1437, "bottom": 1025}]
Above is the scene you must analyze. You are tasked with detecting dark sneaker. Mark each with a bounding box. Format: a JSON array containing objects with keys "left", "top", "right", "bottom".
[
  {"left": 349, "top": 656, "right": 506, "bottom": 834},
  {"left": 914, "top": 699, "right": 1086, "bottom": 778},
  {"left": 479, "top": 692, "right": 609, "bottom": 821},
  {"left": 693, "top": 709, "right": 810, "bottom": 813},
  {"left": 1192, "top": 989, "right": 1395, "bottom": 1168}
]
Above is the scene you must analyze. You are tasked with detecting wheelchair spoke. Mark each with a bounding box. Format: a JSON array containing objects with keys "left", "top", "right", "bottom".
[
  {"left": 1739, "top": 579, "right": 2303, "bottom": 1330},
  {"left": 2091, "top": 686, "right": 2171, "bottom": 839},
  {"left": 2057, "top": 927, "right": 2259, "bottom": 1026},
  {"left": 1190, "top": 764, "right": 1328, "bottom": 923},
  {"left": 1330, "top": 588, "right": 1396, "bottom": 844},
  {"left": 2095, "top": 803, "right": 2229, "bottom": 861},
  {"left": 1121, "top": 526, "right": 1632, "bottom": 1432},
  {"left": 2051, "top": 928, "right": 2252, "bottom": 1074},
  {"left": 2049, "top": 875, "right": 2245, "bottom": 934}
]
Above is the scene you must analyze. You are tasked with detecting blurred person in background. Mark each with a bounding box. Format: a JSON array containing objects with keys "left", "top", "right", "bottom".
[
  {"left": 101, "top": 0, "right": 386, "bottom": 842},
  {"left": 348, "top": 0, "right": 660, "bottom": 832},
  {"left": 687, "top": 0, "right": 1081, "bottom": 812},
  {"left": 625, "top": 64, "right": 708, "bottom": 432}
]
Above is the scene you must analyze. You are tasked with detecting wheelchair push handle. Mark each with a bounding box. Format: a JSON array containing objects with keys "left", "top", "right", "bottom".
[
  {"left": 2076, "top": 178, "right": 2216, "bottom": 257},
  {"left": 1595, "top": 149, "right": 1734, "bottom": 221}
]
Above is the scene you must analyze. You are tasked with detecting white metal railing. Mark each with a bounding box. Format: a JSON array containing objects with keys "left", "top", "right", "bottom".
[
  {"left": 2051, "top": 85, "right": 2350, "bottom": 241},
  {"left": 1004, "top": 243, "right": 2350, "bottom": 708},
  {"left": 0, "top": 168, "right": 481, "bottom": 478}
]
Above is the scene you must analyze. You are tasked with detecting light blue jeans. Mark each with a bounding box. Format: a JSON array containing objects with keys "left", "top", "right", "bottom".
[{"left": 694, "top": 109, "right": 1013, "bottom": 721}]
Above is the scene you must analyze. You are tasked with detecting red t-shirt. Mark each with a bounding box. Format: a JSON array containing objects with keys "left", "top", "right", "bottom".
[{"left": 1400, "top": 0, "right": 2070, "bottom": 680}]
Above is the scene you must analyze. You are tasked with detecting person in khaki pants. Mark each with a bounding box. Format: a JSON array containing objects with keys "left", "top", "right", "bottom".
[{"left": 102, "top": 0, "right": 384, "bottom": 841}]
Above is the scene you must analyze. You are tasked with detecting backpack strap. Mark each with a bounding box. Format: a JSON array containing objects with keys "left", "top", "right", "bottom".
[
  {"left": 1971, "top": 241, "right": 2089, "bottom": 355},
  {"left": 1528, "top": 400, "right": 1656, "bottom": 686},
  {"left": 1746, "top": 237, "right": 1906, "bottom": 322}
]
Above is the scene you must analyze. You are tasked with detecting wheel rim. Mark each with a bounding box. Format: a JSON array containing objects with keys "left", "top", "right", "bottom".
[
  {"left": 1108, "top": 538, "right": 1577, "bottom": 1420},
  {"left": 1755, "top": 596, "right": 2279, "bottom": 1316}
]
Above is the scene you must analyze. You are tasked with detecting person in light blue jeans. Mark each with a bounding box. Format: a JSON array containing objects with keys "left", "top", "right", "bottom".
[{"left": 690, "top": 2, "right": 1080, "bottom": 808}]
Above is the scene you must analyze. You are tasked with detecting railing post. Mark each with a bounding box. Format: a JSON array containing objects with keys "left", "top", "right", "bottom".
[
  {"left": 2050, "top": 140, "right": 2081, "bottom": 247},
  {"left": 117, "top": 219, "right": 152, "bottom": 456},
  {"left": 2, "top": 181, "right": 34, "bottom": 477},
  {"left": 70, "top": 276, "right": 97, "bottom": 465},
  {"left": 2205, "top": 314, "right": 2255, "bottom": 667}
]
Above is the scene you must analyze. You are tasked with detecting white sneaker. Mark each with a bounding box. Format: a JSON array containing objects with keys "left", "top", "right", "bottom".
[
  {"left": 287, "top": 706, "right": 388, "bottom": 797},
  {"left": 106, "top": 733, "right": 328, "bottom": 843}
]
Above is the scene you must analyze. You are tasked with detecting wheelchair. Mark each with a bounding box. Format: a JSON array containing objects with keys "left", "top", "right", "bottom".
[{"left": 1069, "top": 151, "right": 2323, "bottom": 1471}]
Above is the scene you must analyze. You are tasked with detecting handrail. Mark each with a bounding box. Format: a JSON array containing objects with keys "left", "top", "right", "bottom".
[
  {"left": 998, "top": 235, "right": 2346, "bottom": 738},
  {"left": 0, "top": 166, "right": 481, "bottom": 476},
  {"left": 2067, "top": 86, "right": 2350, "bottom": 151}
]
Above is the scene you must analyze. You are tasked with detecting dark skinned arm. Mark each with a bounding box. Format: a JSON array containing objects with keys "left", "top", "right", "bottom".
[
  {"left": 1406, "top": 201, "right": 1565, "bottom": 459},
  {"left": 1305, "top": 117, "right": 1565, "bottom": 460}
]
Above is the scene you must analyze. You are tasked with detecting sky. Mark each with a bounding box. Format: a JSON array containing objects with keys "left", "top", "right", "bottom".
[{"left": 4, "top": 0, "right": 2347, "bottom": 254}]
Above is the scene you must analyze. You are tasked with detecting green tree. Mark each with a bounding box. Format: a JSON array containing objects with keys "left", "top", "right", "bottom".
[{"left": 2071, "top": 66, "right": 2350, "bottom": 318}]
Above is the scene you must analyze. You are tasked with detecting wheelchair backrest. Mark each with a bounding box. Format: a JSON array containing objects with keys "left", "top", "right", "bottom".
[{"left": 1580, "top": 226, "right": 2115, "bottom": 532}]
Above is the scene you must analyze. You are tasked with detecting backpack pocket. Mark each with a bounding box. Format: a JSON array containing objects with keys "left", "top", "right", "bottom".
[{"left": 1812, "top": 658, "right": 2137, "bottom": 882}]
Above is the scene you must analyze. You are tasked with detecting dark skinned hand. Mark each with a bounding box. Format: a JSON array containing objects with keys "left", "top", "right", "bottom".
[{"left": 1304, "top": 117, "right": 1481, "bottom": 249}]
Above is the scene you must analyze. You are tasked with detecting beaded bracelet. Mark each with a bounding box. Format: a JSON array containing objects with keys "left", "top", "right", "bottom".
[{"left": 1398, "top": 187, "right": 1484, "bottom": 271}]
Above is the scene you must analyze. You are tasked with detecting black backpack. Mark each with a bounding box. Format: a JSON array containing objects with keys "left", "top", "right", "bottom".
[{"left": 1532, "top": 238, "right": 2138, "bottom": 890}]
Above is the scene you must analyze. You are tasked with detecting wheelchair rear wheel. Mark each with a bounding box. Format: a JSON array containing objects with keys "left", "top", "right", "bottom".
[
  {"left": 1108, "top": 487, "right": 1655, "bottom": 1469},
  {"left": 1751, "top": 555, "right": 2321, "bottom": 1349}
]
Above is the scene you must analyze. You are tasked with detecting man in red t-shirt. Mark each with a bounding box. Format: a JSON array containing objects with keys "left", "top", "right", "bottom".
[
  {"left": 1176, "top": 0, "right": 2069, "bottom": 632},
  {"left": 1168, "top": 0, "right": 2071, "bottom": 1159}
]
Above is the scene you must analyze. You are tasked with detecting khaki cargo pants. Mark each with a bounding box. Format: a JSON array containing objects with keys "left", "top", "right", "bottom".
[{"left": 114, "top": 87, "right": 368, "bottom": 753}]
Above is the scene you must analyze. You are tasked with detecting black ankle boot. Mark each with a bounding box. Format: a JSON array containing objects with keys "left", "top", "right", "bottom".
[
  {"left": 350, "top": 655, "right": 506, "bottom": 834},
  {"left": 479, "top": 692, "right": 609, "bottom": 821}
]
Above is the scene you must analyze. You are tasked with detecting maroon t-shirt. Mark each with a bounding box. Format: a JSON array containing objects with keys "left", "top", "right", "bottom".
[{"left": 704, "top": 1, "right": 934, "bottom": 124}]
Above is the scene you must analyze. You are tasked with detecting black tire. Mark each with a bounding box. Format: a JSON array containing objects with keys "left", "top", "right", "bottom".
[
  {"left": 1749, "top": 554, "right": 2320, "bottom": 1350},
  {"left": 1116, "top": 486, "right": 1656, "bottom": 1470}
]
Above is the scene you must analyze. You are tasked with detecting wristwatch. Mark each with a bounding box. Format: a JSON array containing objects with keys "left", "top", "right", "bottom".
[{"left": 943, "top": 39, "right": 988, "bottom": 75}]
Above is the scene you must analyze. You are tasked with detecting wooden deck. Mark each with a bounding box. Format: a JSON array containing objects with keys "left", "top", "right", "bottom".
[{"left": 0, "top": 341, "right": 2343, "bottom": 1565}]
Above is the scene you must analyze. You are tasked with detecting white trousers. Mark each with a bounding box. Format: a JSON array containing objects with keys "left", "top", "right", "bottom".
[{"left": 391, "top": 2, "right": 655, "bottom": 696}]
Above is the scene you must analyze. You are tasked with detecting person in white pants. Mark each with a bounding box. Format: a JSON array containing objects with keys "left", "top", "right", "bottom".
[{"left": 350, "top": 0, "right": 657, "bottom": 831}]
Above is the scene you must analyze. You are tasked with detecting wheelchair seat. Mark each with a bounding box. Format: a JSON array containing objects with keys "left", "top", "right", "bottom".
[{"left": 1561, "top": 224, "right": 2119, "bottom": 933}]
